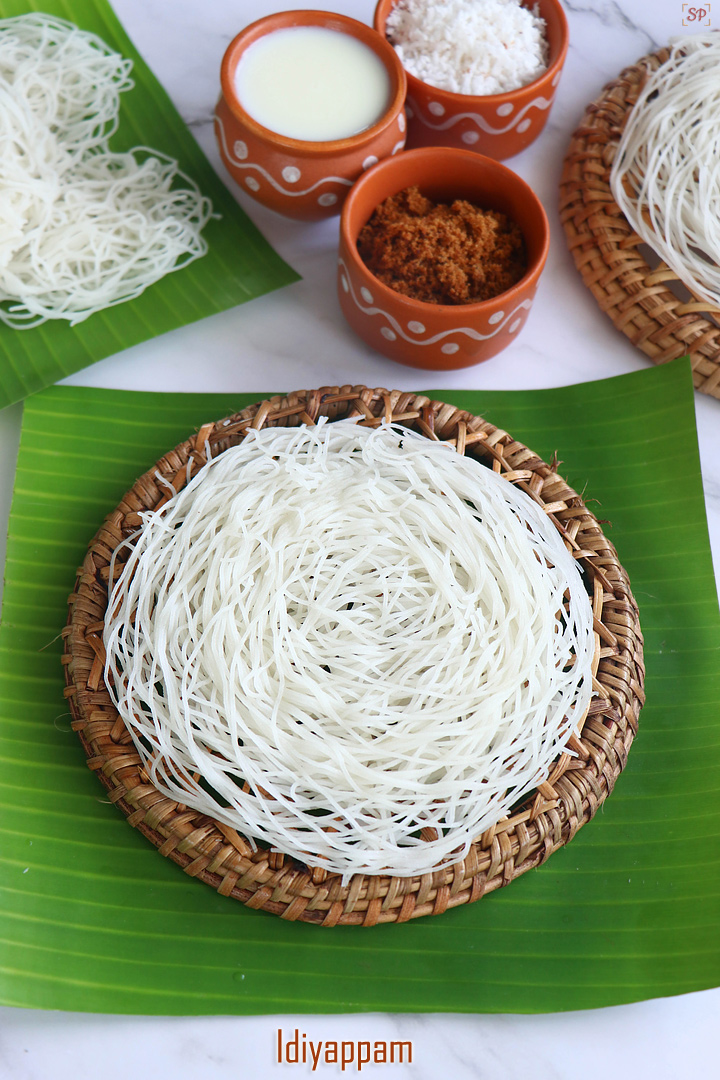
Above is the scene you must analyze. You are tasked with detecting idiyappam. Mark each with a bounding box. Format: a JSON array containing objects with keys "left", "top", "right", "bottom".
[
  {"left": 104, "top": 420, "right": 595, "bottom": 879},
  {"left": 610, "top": 34, "right": 720, "bottom": 311},
  {"left": 0, "top": 13, "right": 212, "bottom": 328}
]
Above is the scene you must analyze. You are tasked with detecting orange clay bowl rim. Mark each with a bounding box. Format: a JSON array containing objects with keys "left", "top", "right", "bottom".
[
  {"left": 373, "top": 0, "right": 569, "bottom": 108},
  {"left": 340, "top": 148, "right": 550, "bottom": 313},
  {"left": 220, "top": 9, "right": 407, "bottom": 154}
]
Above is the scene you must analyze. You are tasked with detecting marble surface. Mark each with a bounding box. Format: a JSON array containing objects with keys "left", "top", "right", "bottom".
[{"left": 1, "top": 1, "right": 719, "bottom": 1076}]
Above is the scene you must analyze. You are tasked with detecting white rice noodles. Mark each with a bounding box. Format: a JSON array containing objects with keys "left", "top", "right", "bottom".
[
  {"left": 104, "top": 420, "right": 595, "bottom": 880},
  {"left": 610, "top": 34, "right": 720, "bottom": 311},
  {"left": 0, "top": 13, "right": 212, "bottom": 328},
  {"left": 385, "top": 0, "right": 549, "bottom": 96}
]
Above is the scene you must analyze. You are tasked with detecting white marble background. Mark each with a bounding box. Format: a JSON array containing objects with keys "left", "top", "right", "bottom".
[{"left": 1, "top": 1, "right": 719, "bottom": 1077}]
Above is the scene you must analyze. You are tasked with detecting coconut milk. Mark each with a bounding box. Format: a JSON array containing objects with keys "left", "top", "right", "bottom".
[{"left": 234, "top": 25, "right": 392, "bottom": 142}]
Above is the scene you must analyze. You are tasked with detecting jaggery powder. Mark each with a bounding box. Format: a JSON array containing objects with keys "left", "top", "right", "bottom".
[{"left": 357, "top": 185, "right": 527, "bottom": 305}]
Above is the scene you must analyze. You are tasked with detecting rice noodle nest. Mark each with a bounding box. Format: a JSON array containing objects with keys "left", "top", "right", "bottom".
[
  {"left": 103, "top": 420, "right": 595, "bottom": 880},
  {"left": 0, "top": 12, "right": 212, "bottom": 328},
  {"left": 610, "top": 33, "right": 720, "bottom": 311}
]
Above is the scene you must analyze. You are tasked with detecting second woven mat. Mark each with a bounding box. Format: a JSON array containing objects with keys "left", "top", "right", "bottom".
[{"left": 559, "top": 47, "right": 720, "bottom": 400}]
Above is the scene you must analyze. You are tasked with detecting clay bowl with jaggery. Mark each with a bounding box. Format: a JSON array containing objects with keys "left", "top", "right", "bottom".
[{"left": 337, "top": 147, "right": 549, "bottom": 370}]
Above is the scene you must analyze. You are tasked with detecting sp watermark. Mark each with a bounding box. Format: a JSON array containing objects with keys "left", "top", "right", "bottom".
[{"left": 682, "top": 4, "right": 711, "bottom": 24}]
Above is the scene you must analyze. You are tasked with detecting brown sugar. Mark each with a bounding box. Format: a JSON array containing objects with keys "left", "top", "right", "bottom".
[{"left": 356, "top": 185, "right": 527, "bottom": 305}]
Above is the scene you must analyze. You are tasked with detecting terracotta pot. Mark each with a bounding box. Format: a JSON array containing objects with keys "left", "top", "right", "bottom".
[
  {"left": 374, "top": 0, "right": 569, "bottom": 160},
  {"left": 337, "top": 147, "right": 549, "bottom": 370},
  {"left": 215, "top": 9, "right": 407, "bottom": 220}
]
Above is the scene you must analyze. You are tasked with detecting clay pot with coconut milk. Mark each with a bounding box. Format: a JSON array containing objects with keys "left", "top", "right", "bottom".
[{"left": 215, "top": 9, "right": 407, "bottom": 220}]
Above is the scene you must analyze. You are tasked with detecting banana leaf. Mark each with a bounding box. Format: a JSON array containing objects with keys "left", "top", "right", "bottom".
[
  {"left": 0, "top": 358, "right": 718, "bottom": 1014},
  {"left": 0, "top": 0, "right": 299, "bottom": 409}
]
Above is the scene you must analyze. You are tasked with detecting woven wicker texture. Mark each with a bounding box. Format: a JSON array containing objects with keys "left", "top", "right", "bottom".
[
  {"left": 560, "top": 47, "right": 720, "bottom": 400},
  {"left": 63, "top": 386, "right": 645, "bottom": 926}
]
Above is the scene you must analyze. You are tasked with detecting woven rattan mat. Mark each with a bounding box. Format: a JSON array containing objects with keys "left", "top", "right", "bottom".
[
  {"left": 64, "top": 386, "right": 644, "bottom": 927},
  {"left": 560, "top": 47, "right": 720, "bottom": 400}
]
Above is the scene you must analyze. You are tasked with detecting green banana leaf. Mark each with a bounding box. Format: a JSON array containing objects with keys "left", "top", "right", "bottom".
[
  {"left": 0, "top": 358, "right": 718, "bottom": 1015},
  {"left": 0, "top": 0, "right": 299, "bottom": 409}
]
